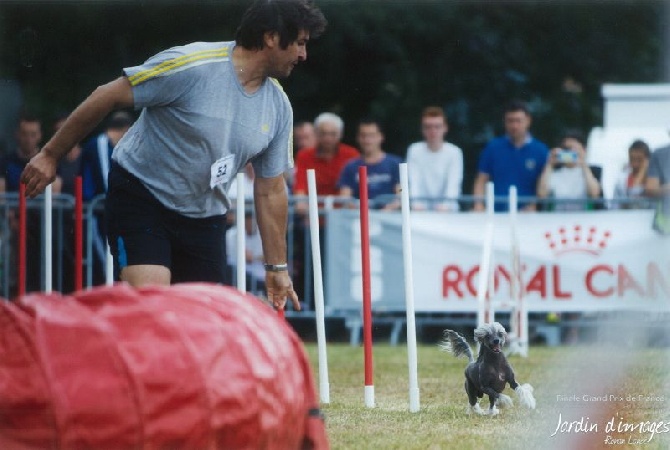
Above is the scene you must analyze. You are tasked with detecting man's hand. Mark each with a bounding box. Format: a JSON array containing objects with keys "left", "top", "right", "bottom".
[
  {"left": 265, "top": 270, "right": 300, "bottom": 311},
  {"left": 20, "top": 151, "right": 59, "bottom": 198}
]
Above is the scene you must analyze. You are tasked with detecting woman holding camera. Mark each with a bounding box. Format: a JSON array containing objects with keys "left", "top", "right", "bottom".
[{"left": 537, "top": 131, "right": 601, "bottom": 211}]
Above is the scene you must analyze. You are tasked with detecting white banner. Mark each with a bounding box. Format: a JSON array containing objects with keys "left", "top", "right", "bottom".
[{"left": 325, "top": 210, "right": 670, "bottom": 312}]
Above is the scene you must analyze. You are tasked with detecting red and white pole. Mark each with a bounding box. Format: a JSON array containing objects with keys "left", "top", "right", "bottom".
[{"left": 358, "top": 166, "right": 374, "bottom": 408}]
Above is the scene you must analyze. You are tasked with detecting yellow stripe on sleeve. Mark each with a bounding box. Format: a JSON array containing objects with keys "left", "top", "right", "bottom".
[{"left": 128, "top": 47, "right": 229, "bottom": 86}]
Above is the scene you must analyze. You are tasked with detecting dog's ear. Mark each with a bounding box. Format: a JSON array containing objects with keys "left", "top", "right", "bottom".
[{"left": 473, "top": 325, "right": 488, "bottom": 343}]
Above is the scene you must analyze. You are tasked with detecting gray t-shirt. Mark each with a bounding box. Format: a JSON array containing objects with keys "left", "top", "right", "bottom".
[
  {"left": 114, "top": 41, "right": 293, "bottom": 218},
  {"left": 649, "top": 144, "right": 670, "bottom": 232},
  {"left": 649, "top": 144, "right": 670, "bottom": 186}
]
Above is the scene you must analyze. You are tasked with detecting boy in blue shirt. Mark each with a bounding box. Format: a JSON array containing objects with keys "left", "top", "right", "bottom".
[{"left": 338, "top": 118, "right": 402, "bottom": 210}]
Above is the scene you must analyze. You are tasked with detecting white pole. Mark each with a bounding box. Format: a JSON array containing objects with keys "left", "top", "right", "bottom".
[
  {"left": 44, "top": 184, "right": 52, "bottom": 293},
  {"left": 477, "top": 182, "right": 495, "bottom": 327},
  {"left": 105, "top": 244, "right": 114, "bottom": 286},
  {"left": 307, "top": 169, "right": 330, "bottom": 404},
  {"left": 399, "top": 163, "right": 420, "bottom": 413},
  {"left": 508, "top": 186, "right": 528, "bottom": 357},
  {"left": 235, "top": 173, "right": 246, "bottom": 293}
]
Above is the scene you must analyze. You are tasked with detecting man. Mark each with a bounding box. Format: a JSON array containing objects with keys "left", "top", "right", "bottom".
[
  {"left": 473, "top": 100, "right": 548, "bottom": 212},
  {"left": 21, "top": 0, "right": 327, "bottom": 311},
  {"left": 293, "top": 120, "right": 317, "bottom": 153},
  {"left": 292, "top": 112, "right": 359, "bottom": 207},
  {"left": 646, "top": 142, "right": 670, "bottom": 234},
  {"left": 406, "top": 106, "right": 463, "bottom": 211},
  {"left": 1, "top": 113, "right": 61, "bottom": 194},
  {"left": 338, "top": 118, "right": 402, "bottom": 209}
]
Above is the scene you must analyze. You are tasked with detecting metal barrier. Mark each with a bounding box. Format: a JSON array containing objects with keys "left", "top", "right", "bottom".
[{"left": 0, "top": 192, "right": 656, "bottom": 308}]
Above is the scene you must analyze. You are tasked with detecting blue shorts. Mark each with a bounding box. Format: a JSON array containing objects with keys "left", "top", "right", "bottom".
[{"left": 105, "top": 162, "right": 228, "bottom": 284}]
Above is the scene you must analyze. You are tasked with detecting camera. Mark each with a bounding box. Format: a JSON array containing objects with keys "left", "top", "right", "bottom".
[{"left": 556, "top": 149, "right": 577, "bottom": 164}]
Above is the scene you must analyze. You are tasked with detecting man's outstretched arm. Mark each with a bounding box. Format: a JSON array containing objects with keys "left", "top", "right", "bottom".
[{"left": 21, "top": 77, "right": 134, "bottom": 197}]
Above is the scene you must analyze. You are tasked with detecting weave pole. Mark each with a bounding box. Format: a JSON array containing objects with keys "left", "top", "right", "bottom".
[
  {"left": 307, "top": 169, "right": 330, "bottom": 404},
  {"left": 18, "top": 184, "right": 26, "bottom": 297},
  {"left": 44, "top": 184, "right": 53, "bottom": 293},
  {"left": 74, "top": 177, "right": 83, "bottom": 291},
  {"left": 105, "top": 244, "right": 114, "bottom": 286},
  {"left": 399, "top": 163, "right": 420, "bottom": 413},
  {"left": 508, "top": 186, "right": 528, "bottom": 357},
  {"left": 477, "top": 182, "right": 495, "bottom": 327},
  {"left": 235, "top": 172, "right": 246, "bottom": 294},
  {"left": 358, "top": 166, "right": 374, "bottom": 408}
]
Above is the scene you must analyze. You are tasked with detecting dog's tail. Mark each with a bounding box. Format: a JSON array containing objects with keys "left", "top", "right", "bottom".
[{"left": 438, "top": 329, "right": 475, "bottom": 364}]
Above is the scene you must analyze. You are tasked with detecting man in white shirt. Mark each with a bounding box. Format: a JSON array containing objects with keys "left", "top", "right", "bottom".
[{"left": 406, "top": 106, "right": 463, "bottom": 211}]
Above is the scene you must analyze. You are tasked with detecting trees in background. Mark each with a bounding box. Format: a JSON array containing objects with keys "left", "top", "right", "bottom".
[{"left": 0, "top": 0, "right": 663, "bottom": 191}]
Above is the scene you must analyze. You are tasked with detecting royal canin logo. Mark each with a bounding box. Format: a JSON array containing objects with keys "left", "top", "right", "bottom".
[{"left": 544, "top": 225, "right": 612, "bottom": 256}]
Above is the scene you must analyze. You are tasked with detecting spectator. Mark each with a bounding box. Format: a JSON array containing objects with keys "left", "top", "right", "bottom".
[
  {"left": 291, "top": 113, "right": 356, "bottom": 304},
  {"left": 406, "top": 106, "right": 463, "bottom": 211},
  {"left": 0, "top": 112, "right": 57, "bottom": 295},
  {"left": 646, "top": 141, "right": 670, "bottom": 235},
  {"left": 286, "top": 120, "right": 317, "bottom": 189},
  {"left": 79, "top": 111, "right": 134, "bottom": 201},
  {"left": 473, "top": 100, "right": 548, "bottom": 212},
  {"left": 53, "top": 112, "right": 82, "bottom": 196},
  {"left": 292, "top": 112, "right": 359, "bottom": 209},
  {"left": 226, "top": 211, "right": 266, "bottom": 296},
  {"left": 1, "top": 112, "right": 60, "bottom": 194},
  {"left": 612, "top": 139, "right": 650, "bottom": 209},
  {"left": 293, "top": 120, "right": 317, "bottom": 153},
  {"left": 537, "top": 130, "right": 601, "bottom": 211},
  {"left": 338, "top": 118, "right": 402, "bottom": 209}
]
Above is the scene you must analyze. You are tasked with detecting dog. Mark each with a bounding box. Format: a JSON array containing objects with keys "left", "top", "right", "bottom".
[{"left": 439, "top": 322, "right": 536, "bottom": 416}]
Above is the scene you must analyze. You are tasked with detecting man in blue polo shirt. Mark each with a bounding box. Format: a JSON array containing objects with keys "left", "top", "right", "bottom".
[{"left": 473, "top": 100, "right": 549, "bottom": 212}]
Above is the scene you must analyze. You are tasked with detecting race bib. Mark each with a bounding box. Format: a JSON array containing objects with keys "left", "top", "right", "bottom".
[{"left": 210, "top": 155, "right": 235, "bottom": 189}]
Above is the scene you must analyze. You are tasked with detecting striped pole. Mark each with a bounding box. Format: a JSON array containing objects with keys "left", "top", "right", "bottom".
[
  {"left": 307, "top": 169, "right": 330, "bottom": 404},
  {"left": 358, "top": 166, "right": 374, "bottom": 408},
  {"left": 508, "top": 186, "right": 528, "bottom": 357},
  {"left": 477, "top": 182, "right": 495, "bottom": 327},
  {"left": 399, "top": 163, "right": 420, "bottom": 413}
]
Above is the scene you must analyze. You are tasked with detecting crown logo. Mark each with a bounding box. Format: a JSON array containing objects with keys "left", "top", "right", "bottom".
[{"left": 544, "top": 225, "right": 611, "bottom": 256}]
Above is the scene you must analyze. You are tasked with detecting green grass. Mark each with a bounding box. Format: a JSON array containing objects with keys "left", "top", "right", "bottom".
[{"left": 304, "top": 343, "right": 670, "bottom": 450}]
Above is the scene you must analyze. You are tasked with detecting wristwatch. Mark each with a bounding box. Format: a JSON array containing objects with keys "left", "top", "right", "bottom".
[{"left": 264, "top": 263, "right": 289, "bottom": 272}]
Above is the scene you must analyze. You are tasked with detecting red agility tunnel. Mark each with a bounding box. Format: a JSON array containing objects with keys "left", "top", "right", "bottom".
[{"left": 0, "top": 283, "right": 327, "bottom": 450}]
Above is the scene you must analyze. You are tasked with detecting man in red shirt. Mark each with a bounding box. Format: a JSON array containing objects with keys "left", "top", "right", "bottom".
[{"left": 292, "top": 112, "right": 359, "bottom": 213}]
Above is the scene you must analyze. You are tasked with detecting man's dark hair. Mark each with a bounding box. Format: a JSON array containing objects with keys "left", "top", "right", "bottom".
[
  {"left": 18, "top": 110, "right": 41, "bottom": 126},
  {"left": 503, "top": 99, "right": 530, "bottom": 116},
  {"left": 358, "top": 117, "right": 384, "bottom": 134},
  {"left": 561, "top": 129, "right": 586, "bottom": 147},
  {"left": 235, "top": 0, "right": 327, "bottom": 50}
]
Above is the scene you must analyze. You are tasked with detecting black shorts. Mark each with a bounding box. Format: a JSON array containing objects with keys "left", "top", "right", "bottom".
[{"left": 105, "top": 162, "right": 228, "bottom": 284}]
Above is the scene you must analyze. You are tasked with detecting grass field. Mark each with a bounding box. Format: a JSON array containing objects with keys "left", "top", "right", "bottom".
[{"left": 304, "top": 343, "right": 670, "bottom": 450}]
